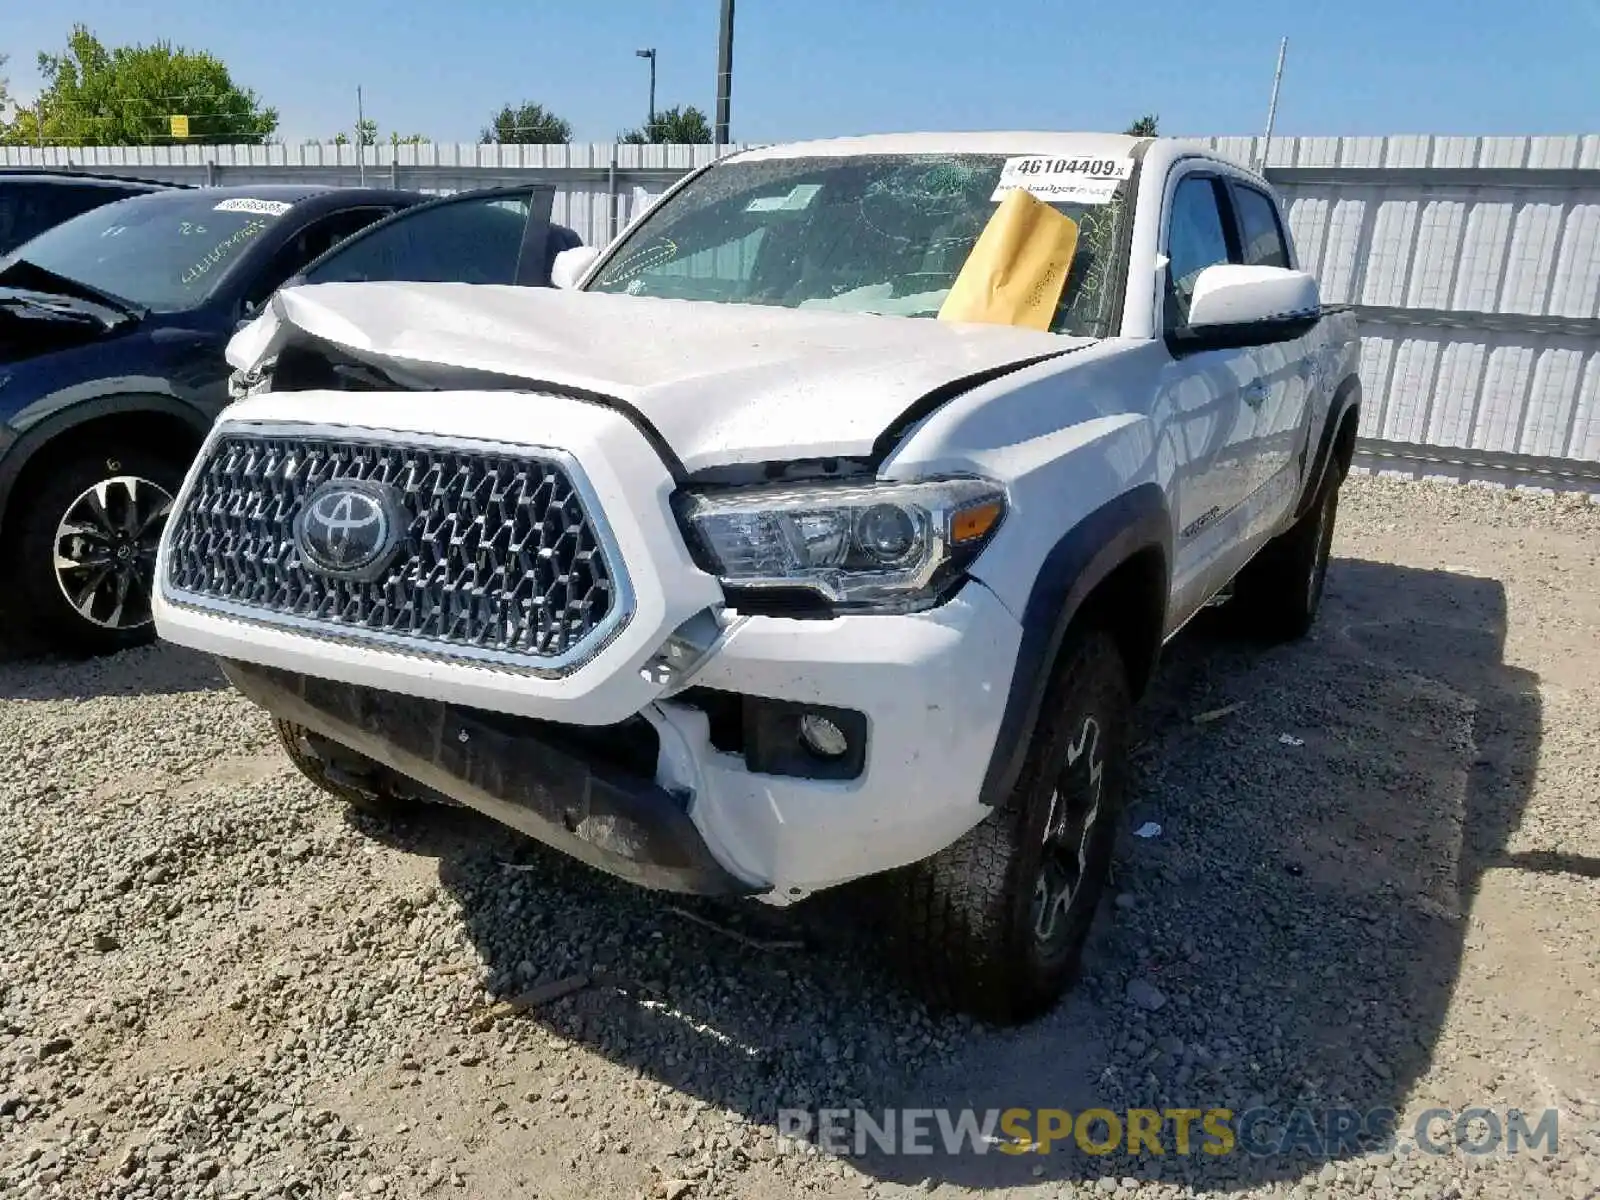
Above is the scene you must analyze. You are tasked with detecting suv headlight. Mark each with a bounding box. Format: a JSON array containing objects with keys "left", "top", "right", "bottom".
[{"left": 678, "top": 478, "right": 1006, "bottom": 612}]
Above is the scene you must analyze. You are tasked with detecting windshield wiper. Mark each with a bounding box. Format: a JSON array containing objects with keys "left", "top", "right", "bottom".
[
  {"left": 0, "top": 259, "right": 147, "bottom": 321},
  {"left": 0, "top": 288, "right": 123, "bottom": 331}
]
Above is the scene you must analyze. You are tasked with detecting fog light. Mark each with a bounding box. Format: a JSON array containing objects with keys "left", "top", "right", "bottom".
[
  {"left": 798, "top": 713, "right": 849, "bottom": 759},
  {"left": 743, "top": 699, "right": 866, "bottom": 780}
]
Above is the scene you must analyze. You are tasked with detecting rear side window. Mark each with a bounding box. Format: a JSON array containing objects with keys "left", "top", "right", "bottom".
[{"left": 1232, "top": 186, "right": 1290, "bottom": 269}]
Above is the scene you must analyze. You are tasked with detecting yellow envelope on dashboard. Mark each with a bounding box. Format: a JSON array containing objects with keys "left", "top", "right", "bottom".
[{"left": 939, "top": 189, "right": 1079, "bottom": 331}]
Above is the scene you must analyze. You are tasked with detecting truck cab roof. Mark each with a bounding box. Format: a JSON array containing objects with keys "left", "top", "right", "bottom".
[{"left": 725, "top": 131, "right": 1268, "bottom": 188}]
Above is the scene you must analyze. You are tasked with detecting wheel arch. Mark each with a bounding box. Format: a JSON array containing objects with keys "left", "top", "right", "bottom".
[
  {"left": 0, "top": 396, "right": 208, "bottom": 541},
  {"left": 977, "top": 483, "right": 1172, "bottom": 808},
  {"left": 1294, "top": 374, "right": 1362, "bottom": 520}
]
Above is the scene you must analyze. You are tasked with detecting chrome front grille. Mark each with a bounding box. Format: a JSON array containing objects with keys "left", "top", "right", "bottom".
[{"left": 162, "top": 428, "right": 626, "bottom": 670}]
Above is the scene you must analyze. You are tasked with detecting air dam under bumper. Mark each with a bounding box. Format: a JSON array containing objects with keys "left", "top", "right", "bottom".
[{"left": 221, "top": 659, "right": 760, "bottom": 897}]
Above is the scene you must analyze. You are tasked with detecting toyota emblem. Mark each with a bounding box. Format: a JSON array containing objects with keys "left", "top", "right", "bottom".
[{"left": 294, "top": 479, "right": 408, "bottom": 581}]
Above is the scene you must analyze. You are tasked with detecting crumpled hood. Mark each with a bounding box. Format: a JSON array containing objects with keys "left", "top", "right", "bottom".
[{"left": 231, "top": 282, "right": 1093, "bottom": 472}]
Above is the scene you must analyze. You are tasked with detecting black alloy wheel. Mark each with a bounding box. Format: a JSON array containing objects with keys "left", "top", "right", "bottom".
[
  {"left": 52, "top": 473, "right": 174, "bottom": 632},
  {"left": 6, "top": 446, "right": 187, "bottom": 655}
]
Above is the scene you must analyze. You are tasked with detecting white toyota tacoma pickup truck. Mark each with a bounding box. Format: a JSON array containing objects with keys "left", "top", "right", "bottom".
[{"left": 154, "top": 133, "right": 1360, "bottom": 1022}]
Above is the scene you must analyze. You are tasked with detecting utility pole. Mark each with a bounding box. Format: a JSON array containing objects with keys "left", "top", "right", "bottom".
[
  {"left": 713, "top": 0, "right": 735, "bottom": 153},
  {"left": 1259, "top": 37, "right": 1288, "bottom": 172},
  {"left": 356, "top": 85, "right": 367, "bottom": 185},
  {"left": 36, "top": 99, "right": 46, "bottom": 153},
  {"left": 636, "top": 48, "right": 657, "bottom": 136}
]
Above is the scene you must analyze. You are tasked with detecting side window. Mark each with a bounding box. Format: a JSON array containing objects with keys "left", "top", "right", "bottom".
[
  {"left": 0, "top": 184, "right": 54, "bottom": 251},
  {"left": 1232, "top": 186, "right": 1290, "bottom": 268},
  {"left": 242, "top": 207, "right": 394, "bottom": 310},
  {"left": 1164, "top": 176, "right": 1234, "bottom": 329},
  {"left": 303, "top": 195, "right": 532, "bottom": 287}
]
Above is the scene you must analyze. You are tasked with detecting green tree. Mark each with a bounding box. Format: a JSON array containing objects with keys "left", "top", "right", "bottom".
[
  {"left": 0, "top": 53, "right": 10, "bottom": 116},
  {"left": 1125, "top": 114, "right": 1159, "bottom": 138},
  {"left": 480, "top": 101, "right": 570, "bottom": 145},
  {"left": 620, "top": 104, "right": 711, "bottom": 145},
  {"left": 0, "top": 25, "right": 276, "bottom": 146},
  {"left": 329, "top": 126, "right": 424, "bottom": 147}
]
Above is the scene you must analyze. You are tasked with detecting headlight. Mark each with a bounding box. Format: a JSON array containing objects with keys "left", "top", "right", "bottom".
[{"left": 678, "top": 478, "right": 1006, "bottom": 612}]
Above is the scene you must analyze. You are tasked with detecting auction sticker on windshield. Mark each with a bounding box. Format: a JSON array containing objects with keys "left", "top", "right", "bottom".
[
  {"left": 746, "top": 183, "right": 823, "bottom": 213},
  {"left": 992, "top": 156, "right": 1131, "bottom": 205},
  {"left": 213, "top": 198, "right": 292, "bottom": 217}
]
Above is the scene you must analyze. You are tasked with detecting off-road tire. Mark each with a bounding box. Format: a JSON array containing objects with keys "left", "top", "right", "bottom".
[
  {"left": 273, "top": 720, "right": 418, "bottom": 820},
  {"left": 1231, "top": 471, "right": 1341, "bottom": 641},
  {"left": 888, "top": 628, "right": 1131, "bottom": 1024},
  {"left": 6, "top": 445, "right": 186, "bottom": 657}
]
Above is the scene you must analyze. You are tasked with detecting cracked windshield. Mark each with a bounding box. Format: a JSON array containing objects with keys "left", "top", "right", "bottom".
[{"left": 587, "top": 154, "right": 1127, "bottom": 337}]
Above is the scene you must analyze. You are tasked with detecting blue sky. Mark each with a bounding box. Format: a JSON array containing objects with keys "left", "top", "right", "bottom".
[{"left": 5, "top": 0, "right": 1595, "bottom": 144}]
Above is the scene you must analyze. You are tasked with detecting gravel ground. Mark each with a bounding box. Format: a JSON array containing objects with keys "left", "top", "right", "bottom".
[{"left": 1, "top": 475, "right": 1597, "bottom": 1200}]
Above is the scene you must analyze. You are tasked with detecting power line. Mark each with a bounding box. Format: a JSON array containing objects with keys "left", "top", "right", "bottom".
[{"left": 16, "top": 93, "right": 275, "bottom": 110}]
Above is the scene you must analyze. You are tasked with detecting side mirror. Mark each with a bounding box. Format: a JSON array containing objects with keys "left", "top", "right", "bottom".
[
  {"left": 1176, "top": 264, "right": 1321, "bottom": 352},
  {"left": 551, "top": 245, "right": 601, "bottom": 290}
]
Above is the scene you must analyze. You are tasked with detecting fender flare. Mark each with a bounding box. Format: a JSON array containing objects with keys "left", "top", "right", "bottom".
[
  {"left": 1293, "top": 374, "right": 1362, "bottom": 520},
  {"left": 978, "top": 482, "right": 1172, "bottom": 808},
  {"left": 0, "top": 393, "right": 209, "bottom": 534}
]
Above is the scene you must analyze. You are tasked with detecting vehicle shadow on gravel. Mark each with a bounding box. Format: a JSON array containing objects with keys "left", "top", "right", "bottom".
[
  {"left": 383, "top": 556, "right": 1540, "bottom": 1195},
  {"left": 0, "top": 636, "right": 230, "bottom": 701}
]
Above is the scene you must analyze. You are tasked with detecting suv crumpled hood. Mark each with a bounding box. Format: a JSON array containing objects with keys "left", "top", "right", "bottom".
[{"left": 231, "top": 282, "right": 1093, "bottom": 472}]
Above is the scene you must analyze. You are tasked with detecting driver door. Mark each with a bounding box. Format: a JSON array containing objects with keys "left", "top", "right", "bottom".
[
  {"left": 1155, "top": 171, "right": 1262, "bottom": 623},
  {"left": 294, "top": 186, "right": 560, "bottom": 288}
]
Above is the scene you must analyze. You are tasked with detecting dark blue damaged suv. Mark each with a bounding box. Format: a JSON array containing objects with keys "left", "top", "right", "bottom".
[
  {"left": 0, "top": 183, "right": 418, "bottom": 654},
  {"left": 0, "top": 179, "right": 576, "bottom": 655}
]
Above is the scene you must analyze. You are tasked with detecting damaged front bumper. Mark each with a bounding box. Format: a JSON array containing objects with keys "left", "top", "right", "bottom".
[
  {"left": 154, "top": 388, "right": 1023, "bottom": 901},
  {"left": 223, "top": 659, "right": 759, "bottom": 896},
  {"left": 216, "top": 581, "right": 1023, "bottom": 903}
]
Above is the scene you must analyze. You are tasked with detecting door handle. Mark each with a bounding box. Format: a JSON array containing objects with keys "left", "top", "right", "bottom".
[{"left": 1243, "top": 380, "right": 1270, "bottom": 409}]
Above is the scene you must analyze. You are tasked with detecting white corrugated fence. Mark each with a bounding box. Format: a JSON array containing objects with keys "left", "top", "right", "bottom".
[{"left": 1194, "top": 135, "right": 1600, "bottom": 483}]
